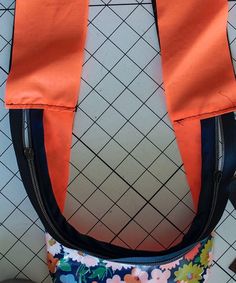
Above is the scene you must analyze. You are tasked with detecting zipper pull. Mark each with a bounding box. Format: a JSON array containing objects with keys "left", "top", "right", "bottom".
[{"left": 24, "top": 147, "right": 34, "bottom": 160}]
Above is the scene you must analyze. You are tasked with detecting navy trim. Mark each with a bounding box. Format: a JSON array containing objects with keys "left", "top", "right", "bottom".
[
  {"left": 10, "top": 108, "right": 233, "bottom": 263},
  {"left": 182, "top": 117, "right": 217, "bottom": 244}
]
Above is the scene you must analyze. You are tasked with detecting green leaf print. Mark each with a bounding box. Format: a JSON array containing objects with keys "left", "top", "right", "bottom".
[
  {"left": 59, "top": 262, "right": 72, "bottom": 272},
  {"left": 88, "top": 266, "right": 107, "bottom": 280}
]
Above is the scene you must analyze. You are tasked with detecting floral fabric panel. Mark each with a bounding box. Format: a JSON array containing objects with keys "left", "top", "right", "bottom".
[{"left": 46, "top": 233, "right": 214, "bottom": 283}]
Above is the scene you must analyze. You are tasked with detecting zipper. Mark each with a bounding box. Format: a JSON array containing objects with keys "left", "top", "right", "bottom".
[
  {"left": 22, "top": 110, "right": 74, "bottom": 249},
  {"left": 216, "top": 116, "right": 224, "bottom": 172},
  {"left": 22, "top": 110, "right": 223, "bottom": 265},
  {"left": 218, "top": 116, "right": 225, "bottom": 172},
  {"left": 197, "top": 116, "right": 224, "bottom": 239},
  {"left": 197, "top": 171, "right": 222, "bottom": 239}
]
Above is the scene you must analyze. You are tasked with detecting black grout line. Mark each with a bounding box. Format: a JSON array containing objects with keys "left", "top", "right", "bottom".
[
  {"left": 0, "top": 66, "right": 8, "bottom": 75},
  {"left": 68, "top": 113, "right": 194, "bottom": 246},
  {"left": 67, "top": 133, "right": 188, "bottom": 244},
  {"left": 76, "top": 84, "right": 178, "bottom": 170},
  {"left": 0, "top": 158, "right": 22, "bottom": 182},
  {"left": 0, "top": 77, "right": 8, "bottom": 88},
  {"left": 76, "top": 104, "right": 179, "bottom": 177},
  {"left": 74, "top": 127, "right": 176, "bottom": 201},
  {"left": 214, "top": 261, "right": 236, "bottom": 281},
  {"left": 89, "top": 2, "right": 152, "bottom": 7},
  {"left": 108, "top": 165, "right": 186, "bottom": 241},
  {"left": 81, "top": 132, "right": 183, "bottom": 210},
  {"left": 87, "top": 10, "right": 162, "bottom": 85},
  {"left": 0, "top": 126, "right": 12, "bottom": 141},
  {"left": 70, "top": 135, "right": 186, "bottom": 232},
  {"left": 77, "top": 79, "right": 178, "bottom": 167},
  {"left": 0, "top": 188, "right": 44, "bottom": 233},
  {"left": 71, "top": 108, "right": 186, "bottom": 204},
  {"left": 1, "top": 221, "right": 46, "bottom": 270},
  {"left": 214, "top": 207, "right": 236, "bottom": 260},
  {"left": 0, "top": 2, "right": 153, "bottom": 11},
  {"left": 0, "top": 36, "right": 12, "bottom": 54},
  {"left": 0, "top": 254, "right": 32, "bottom": 281}
]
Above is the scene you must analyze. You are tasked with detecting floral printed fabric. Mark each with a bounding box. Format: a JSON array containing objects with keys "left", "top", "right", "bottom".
[{"left": 46, "top": 233, "right": 214, "bottom": 283}]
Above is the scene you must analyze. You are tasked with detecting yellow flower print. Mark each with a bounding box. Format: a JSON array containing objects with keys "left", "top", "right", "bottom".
[
  {"left": 48, "top": 238, "right": 56, "bottom": 246},
  {"left": 200, "top": 239, "right": 213, "bottom": 268},
  {"left": 174, "top": 262, "right": 203, "bottom": 283}
]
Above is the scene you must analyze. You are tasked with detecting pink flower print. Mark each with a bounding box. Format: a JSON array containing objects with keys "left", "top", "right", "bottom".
[
  {"left": 124, "top": 268, "right": 149, "bottom": 283},
  {"left": 160, "top": 259, "right": 182, "bottom": 270},
  {"left": 133, "top": 268, "right": 149, "bottom": 283},
  {"left": 184, "top": 243, "right": 201, "bottom": 261},
  {"left": 81, "top": 255, "right": 99, "bottom": 267},
  {"left": 107, "top": 275, "right": 124, "bottom": 283},
  {"left": 149, "top": 269, "right": 171, "bottom": 283}
]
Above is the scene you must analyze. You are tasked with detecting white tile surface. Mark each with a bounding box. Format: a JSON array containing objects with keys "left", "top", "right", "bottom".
[
  {"left": 117, "top": 188, "right": 146, "bottom": 217},
  {"left": 99, "top": 173, "right": 129, "bottom": 201},
  {"left": 216, "top": 215, "right": 236, "bottom": 245},
  {"left": 208, "top": 264, "right": 231, "bottom": 283},
  {"left": 0, "top": 1, "right": 236, "bottom": 282},
  {"left": 118, "top": 220, "right": 148, "bottom": 249},
  {"left": 101, "top": 205, "right": 130, "bottom": 234},
  {"left": 151, "top": 219, "right": 181, "bottom": 248}
]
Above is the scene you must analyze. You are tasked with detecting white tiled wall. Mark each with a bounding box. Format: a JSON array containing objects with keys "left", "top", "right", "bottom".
[{"left": 0, "top": 0, "right": 236, "bottom": 282}]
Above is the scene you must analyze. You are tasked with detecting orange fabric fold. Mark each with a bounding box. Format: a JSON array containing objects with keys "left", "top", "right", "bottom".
[
  {"left": 173, "top": 120, "right": 202, "bottom": 209},
  {"left": 43, "top": 110, "right": 75, "bottom": 211},
  {"left": 155, "top": 0, "right": 236, "bottom": 123},
  {"left": 155, "top": 0, "right": 236, "bottom": 207},
  {"left": 5, "top": 0, "right": 88, "bottom": 111}
]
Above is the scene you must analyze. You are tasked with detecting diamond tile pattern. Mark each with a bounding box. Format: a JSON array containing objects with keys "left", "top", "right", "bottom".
[{"left": 0, "top": 1, "right": 236, "bottom": 282}]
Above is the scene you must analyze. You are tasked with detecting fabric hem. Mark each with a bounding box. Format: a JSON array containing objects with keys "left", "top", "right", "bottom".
[
  {"left": 174, "top": 106, "right": 236, "bottom": 125},
  {"left": 5, "top": 103, "right": 76, "bottom": 112}
]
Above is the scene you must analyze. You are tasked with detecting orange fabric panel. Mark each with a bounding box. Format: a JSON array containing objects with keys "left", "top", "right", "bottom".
[
  {"left": 43, "top": 110, "right": 75, "bottom": 212},
  {"left": 155, "top": 0, "right": 236, "bottom": 123},
  {"left": 173, "top": 120, "right": 201, "bottom": 209},
  {"left": 154, "top": 0, "right": 236, "bottom": 206},
  {"left": 5, "top": 0, "right": 88, "bottom": 111}
]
